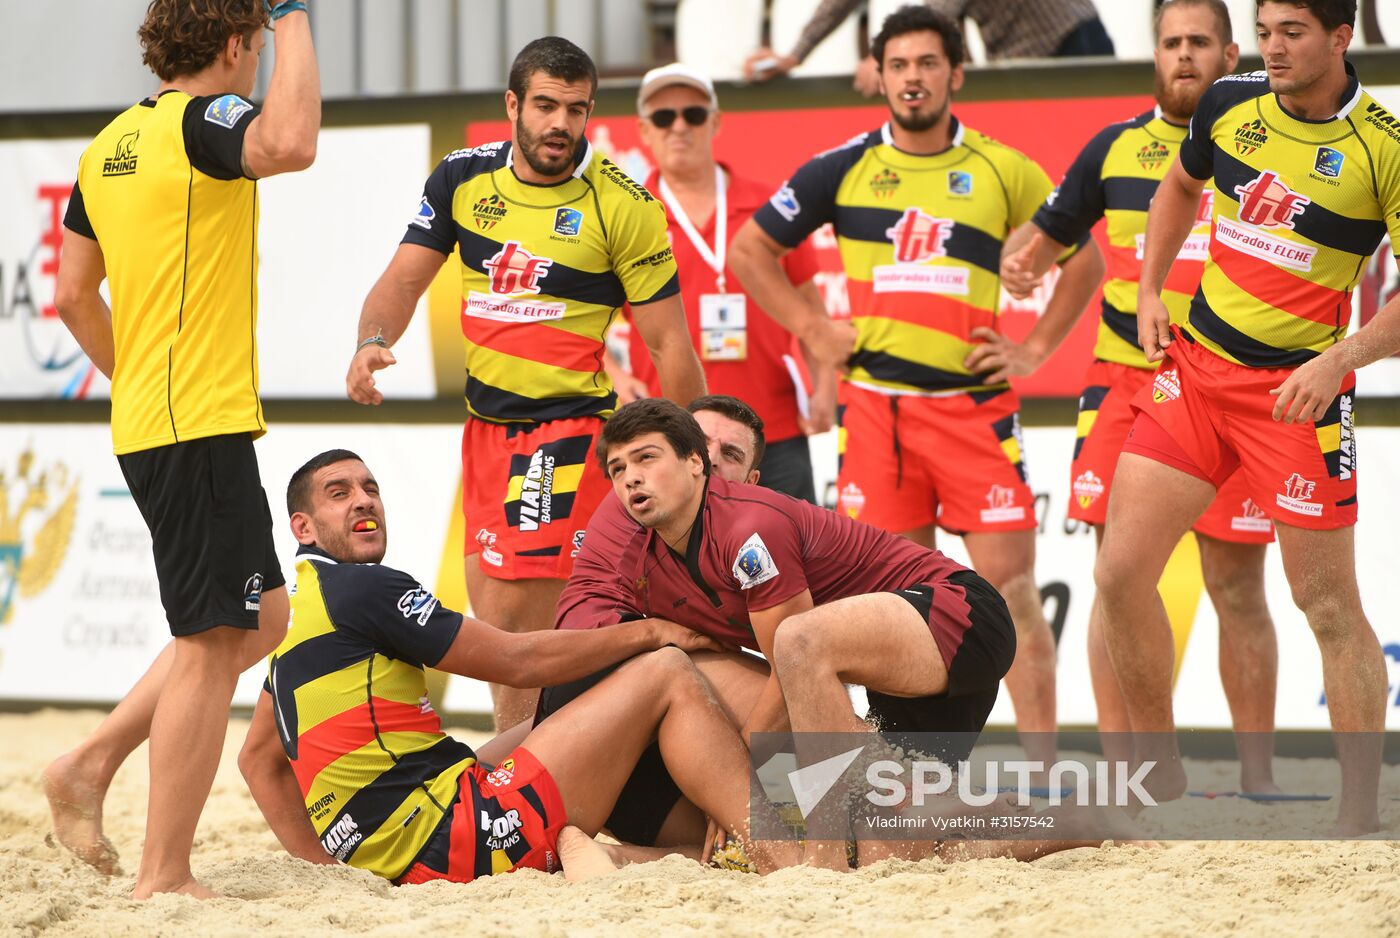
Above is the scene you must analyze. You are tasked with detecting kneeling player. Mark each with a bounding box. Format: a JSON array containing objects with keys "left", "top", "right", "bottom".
[{"left": 237, "top": 449, "right": 801, "bottom": 884}]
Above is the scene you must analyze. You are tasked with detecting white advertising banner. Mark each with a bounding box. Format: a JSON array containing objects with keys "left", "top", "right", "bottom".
[
  {"left": 2, "top": 421, "right": 1398, "bottom": 731},
  {"left": 0, "top": 124, "right": 436, "bottom": 400}
]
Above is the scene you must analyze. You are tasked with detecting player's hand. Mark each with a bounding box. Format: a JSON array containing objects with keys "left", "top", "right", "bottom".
[
  {"left": 1136, "top": 290, "right": 1173, "bottom": 363},
  {"left": 963, "top": 327, "right": 1044, "bottom": 383},
  {"left": 702, "top": 816, "right": 727, "bottom": 863},
  {"left": 1269, "top": 352, "right": 1346, "bottom": 424},
  {"left": 346, "top": 344, "right": 396, "bottom": 405},
  {"left": 612, "top": 370, "right": 650, "bottom": 406},
  {"left": 743, "top": 48, "right": 796, "bottom": 83},
  {"left": 804, "top": 319, "right": 857, "bottom": 370},
  {"left": 800, "top": 373, "right": 838, "bottom": 435},
  {"left": 853, "top": 56, "right": 881, "bottom": 97},
  {"left": 1001, "top": 232, "right": 1046, "bottom": 300},
  {"left": 649, "top": 619, "right": 731, "bottom": 654}
]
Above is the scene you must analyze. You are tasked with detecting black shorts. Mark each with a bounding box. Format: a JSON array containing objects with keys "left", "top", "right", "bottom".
[
  {"left": 756, "top": 435, "right": 816, "bottom": 504},
  {"left": 534, "top": 659, "right": 681, "bottom": 847},
  {"left": 118, "top": 433, "right": 284, "bottom": 637},
  {"left": 867, "top": 569, "right": 1017, "bottom": 762}
]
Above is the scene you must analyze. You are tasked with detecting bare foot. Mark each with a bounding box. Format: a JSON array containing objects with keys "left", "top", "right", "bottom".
[
  {"left": 1330, "top": 815, "right": 1382, "bottom": 838},
  {"left": 132, "top": 875, "right": 220, "bottom": 900},
  {"left": 42, "top": 754, "right": 121, "bottom": 875},
  {"left": 557, "top": 826, "right": 619, "bottom": 883},
  {"left": 1240, "top": 778, "right": 1284, "bottom": 796}
]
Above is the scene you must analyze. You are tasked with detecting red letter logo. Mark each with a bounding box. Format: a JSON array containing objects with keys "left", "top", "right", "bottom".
[
  {"left": 1234, "top": 172, "right": 1309, "bottom": 230},
  {"left": 482, "top": 241, "right": 553, "bottom": 295},
  {"left": 885, "top": 208, "right": 954, "bottom": 263}
]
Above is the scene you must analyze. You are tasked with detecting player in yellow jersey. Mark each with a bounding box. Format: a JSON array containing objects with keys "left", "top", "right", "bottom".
[
  {"left": 1098, "top": 0, "right": 1400, "bottom": 834},
  {"left": 730, "top": 5, "right": 1106, "bottom": 768},
  {"left": 983, "top": 0, "right": 1283, "bottom": 795},
  {"left": 46, "top": 0, "right": 320, "bottom": 898},
  {"left": 237, "top": 450, "right": 799, "bottom": 883},
  {"left": 345, "top": 37, "right": 705, "bottom": 733}
]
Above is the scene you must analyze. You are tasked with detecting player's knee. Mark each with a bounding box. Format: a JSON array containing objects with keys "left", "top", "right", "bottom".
[
  {"left": 772, "top": 612, "right": 834, "bottom": 676},
  {"left": 1203, "top": 568, "right": 1266, "bottom": 622},
  {"left": 1291, "top": 587, "right": 1354, "bottom": 643},
  {"left": 1092, "top": 550, "right": 1134, "bottom": 605}
]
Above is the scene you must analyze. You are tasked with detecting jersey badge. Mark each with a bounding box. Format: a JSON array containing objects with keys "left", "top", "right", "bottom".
[
  {"left": 1136, "top": 141, "right": 1170, "bottom": 171},
  {"left": 410, "top": 196, "right": 436, "bottom": 230},
  {"left": 473, "top": 194, "right": 508, "bottom": 230},
  {"left": 886, "top": 208, "right": 954, "bottom": 263},
  {"left": 1234, "top": 172, "right": 1309, "bottom": 230},
  {"left": 1233, "top": 118, "right": 1268, "bottom": 156},
  {"left": 1152, "top": 367, "right": 1181, "bottom": 404},
  {"left": 837, "top": 482, "right": 865, "bottom": 519},
  {"left": 204, "top": 94, "right": 254, "bottom": 130},
  {"left": 947, "top": 171, "right": 973, "bottom": 196},
  {"left": 869, "top": 169, "right": 900, "bottom": 200},
  {"left": 397, "top": 585, "right": 439, "bottom": 625},
  {"left": 1276, "top": 473, "right": 1320, "bottom": 517},
  {"left": 243, "top": 573, "right": 264, "bottom": 611},
  {"left": 1313, "top": 147, "right": 1345, "bottom": 179},
  {"left": 483, "top": 241, "right": 554, "bottom": 295},
  {"left": 553, "top": 207, "right": 584, "bottom": 236},
  {"left": 102, "top": 130, "right": 140, "bottom": 176},
  {"left": 770, "top": 184, "right": 801, "bottom": 222},
  {"left": 732, "top": 533, "right": 779, "bottom": 589}
]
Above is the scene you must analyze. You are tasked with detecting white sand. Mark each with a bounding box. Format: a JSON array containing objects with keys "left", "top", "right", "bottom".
[{"left": 2, "top": 710, "right": 1397, "bottom": 937}]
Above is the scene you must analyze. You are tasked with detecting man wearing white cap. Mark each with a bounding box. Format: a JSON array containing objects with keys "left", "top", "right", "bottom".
[{"left": 607, "top": 63, "right": 836, "bottom": 501}]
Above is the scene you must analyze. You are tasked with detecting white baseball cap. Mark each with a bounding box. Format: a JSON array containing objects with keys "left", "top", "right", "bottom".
[{"left": 636, "top": 62, "right": 718, "bottom": 112}]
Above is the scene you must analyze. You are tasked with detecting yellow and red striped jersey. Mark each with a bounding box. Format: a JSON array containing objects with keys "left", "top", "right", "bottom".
[
  {"left": 1034, "top": 107, "right": 1214, "bottom": 369},
  {"left": 403, "top": 139, "right": 679, "bottom": 423},
  {"left": 266, "top": 548, "right": 473, "bottom": 879},
  {"left": 753, "top": 119, "right": 1079, "bottom": 395},
  {"left": 1178, "top": 66, "right": 1400, "bottom": 367}
]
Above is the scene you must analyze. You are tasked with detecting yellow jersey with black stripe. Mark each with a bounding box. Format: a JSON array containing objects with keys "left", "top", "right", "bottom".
[
  {"left": 1033, "top": 107, "right": 1214, "bottom": 369},
  {"left": 753, "top": 119, "right": 1079, "bottom": 395},
  {"left": 402, "top": 138, "right": 680, "bottom": 423},
  {"left": 65, "top": 91, "right": 266, "bottom": 455},
  {"left": 266, "top": 547, "right": 474, "bottom": 879},
  {"left": 1178, "top": 66, "right": 1400, "bottom": 367}
]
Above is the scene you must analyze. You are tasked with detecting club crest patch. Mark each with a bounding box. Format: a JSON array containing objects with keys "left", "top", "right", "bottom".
[{"left": 732, "top": 532, "right": 779, "bottom": 589}]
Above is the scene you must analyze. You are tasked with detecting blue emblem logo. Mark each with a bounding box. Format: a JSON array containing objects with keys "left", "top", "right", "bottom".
[
  {"left": 771, "top": 185, "right": 801, "bottom": 222},
  {"left": 1314, "top": 147, "right": 1344, "bottom": 178},
  {"left": 554, "top": 207, "right": 584, "bottom": 236},
  {"left": 204, "top": 94, "right": 254, "bottom": 129},
  {"left": 737, "top": 548, "right": 763, "bottom": 578},
  {"left": 948, "top": 171, "right": 973, "bottom": 196},
  {"left": 411, "top": 196, "right": 436, "bottom": 230}
]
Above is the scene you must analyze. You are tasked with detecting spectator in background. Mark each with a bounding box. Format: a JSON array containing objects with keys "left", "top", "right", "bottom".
[
  {"left": 608, "top": 63, "right": 837, "bottom": 503},
  {"left": 746, "top": 0, "right": 1116, "bottom": 95}
]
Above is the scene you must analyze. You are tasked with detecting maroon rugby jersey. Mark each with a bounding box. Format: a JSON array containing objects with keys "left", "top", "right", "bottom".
[{"left": 556, "top": 477, "right": 971, "bottom": 660}]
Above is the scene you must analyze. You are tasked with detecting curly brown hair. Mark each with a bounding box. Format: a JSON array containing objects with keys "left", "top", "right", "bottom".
[{"left": 139, "top": 0, "right": 267, "bottom": 81}]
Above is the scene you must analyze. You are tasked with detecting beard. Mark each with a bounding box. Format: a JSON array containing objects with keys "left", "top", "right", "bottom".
[
  {"left": 1154, "top": 69, "right": 1208, "bottom": 120},
  {"left": 515, "top": 115, "right": 576, "bottom": 177},
  {"left": 890, "top": 102, "right": 946, "bottom": 133}
]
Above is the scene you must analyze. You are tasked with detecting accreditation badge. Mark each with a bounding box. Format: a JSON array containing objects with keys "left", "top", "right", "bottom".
[{"left": 699, "top": 292, "right": 747, "bottom": 361}]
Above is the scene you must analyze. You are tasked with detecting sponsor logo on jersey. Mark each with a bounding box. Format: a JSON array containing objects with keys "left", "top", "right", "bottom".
[
  {"left": 553, "top": 207, "right": 584, "bottom": 236},
  {"left": 1196, "top": 189, "right": 1215, "bottom": 226},
  {"left": 243, "top": 572, "right": 264, "bottom": 611},
  {"left": 102, "top": 130, "right": 140, "bottom": 176},
  {"left": 1137, "top": 140, "right": 1170, "bottom": 171},
  {"left": 465, "top": 292, "right": 567, "bottom": 323},
  {"left": 480, "top": 807, "right": 524, "bottom": 850},
  {"left": 410, "top": 196, "right": 436, "bottom": 230},
  {"left": 1363, "top": 102, "right": 1400, "bottom": 143},
  {"left": 485, "top": 758, "right": 516, "bottom": 788},
  {"left": 321, "top": 812, "right": 362, "bottom": 861},
  {"left": 570, "top": 529, "right": 586, "bottom": 558},
  {"left": 1152, "top": 367, "right": 1181, "bottom": 403},
  {"left": 870, "top": 168, "right": 900, "bottom": 199},
  {"left": 1338, "top": 393, "right": 1354, "bottom": 481},
  {"left": 517, "top": 448, "right": 554, "bottom": 532},
  {"left": 446, "top": 141, "right": 506, "bottom": 161},
  {"left": 886, "top": 208, "right": 954, "bottom": 263},
  {"left": 837, "top": 482, "right": 865, "bottom": 519},
  {"left": 1313, "top": 146, "right": 1345, "bottom": 179},
  {"left": 396, "top": 585, "right": 439, "bottom": 625},
  {"left": 1230, "top": 498, "right": 1272, "bottom": 534},
  {"left": 473, "top": 194, "right": 508, "bottom": 230},
  {"left": 1233, "top": 118, "right": 1268, "bottom": 156},
  {"left": 631, "top": 246, "right": 674, "bottom": 269},
  {"left": 1276, "top": 472, "right": 1321, "bottom": 516},
  {"left": 1215, "top": 217, "right": 1317, "bottom": 272},
  {"left": 1073, "top": 470, "right": 1105, "bottom": 509},
  {"left": 476, "top": 528, "right": 503, "bottom": 567},
  {"left": 771, "top": 184, "right": 801, "bottom": 222},
  {"left": 980, "top": 485, "right": 1025, "bottom": 524},
  {"left": 204, "top": 94, "right": 254, "bottom": 130},
  {"left": 1234, "top": 172, "right": 1309, "bottom": 230},
  {"left": 483, "top": 241, "right": 553, "bottom": 295},
  {"left": 308, "top": 791, "right": 337, "bottom": 822},
  {"left": 732, "top": 532, "right": 779, "bottom": 589},
  {"left": 600, "top": 157, "right": 655, "bottom": 202},
  {"left": 947, "top": 170, "right": 973, "bottom": 196}
]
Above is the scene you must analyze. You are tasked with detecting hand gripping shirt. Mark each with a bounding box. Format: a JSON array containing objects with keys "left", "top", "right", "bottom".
[
  {"left": 1177, "top": 66, "right": 1400, "bottom": 367},
  {"left": 752, "top": 119, "right": 1077, "bottom": 396},
  {"left": 1033, "top": 107, "right": 1213, "bottom": 369},
  {"left": 556, "top": 478, "right": 971, "bottom": 656},
  {"left": 266, "top": 547, "right": 473, "bottom": 879},
  {"left": 65, "top": 91, "right": 265, "bottom": 455},
  {"left": 402, "top": 139, "right": 681, "bottom": 423}
]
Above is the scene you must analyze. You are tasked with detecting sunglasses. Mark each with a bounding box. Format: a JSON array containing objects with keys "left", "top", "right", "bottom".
[{"left": 647, "top": 106, "right": 712, "bottom": 129}]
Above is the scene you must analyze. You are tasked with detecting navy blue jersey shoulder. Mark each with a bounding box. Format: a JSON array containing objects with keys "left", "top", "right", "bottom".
[
  {"left": 1182, "top": 72, "right": 1270, "bottom": 180},
  {"left": 401, "top": 141, "right": 511, "bottom": 254},
  {"left": 313, "top": 559, "right": 463, "bottom": 668},
  {"left": 1033, "top": 109, "right": 1153, "bottom": 246},
  {"left": 752, "top": 129, "right": 883, "bottom": 248}
]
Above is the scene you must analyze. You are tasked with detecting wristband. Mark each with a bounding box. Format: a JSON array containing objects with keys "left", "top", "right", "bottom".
[
  {"left": 266, "top": 1, "right": 307, "bottom": 22},
  {"left": 356, "top": 332, "right": 388, "bottom": 353}
]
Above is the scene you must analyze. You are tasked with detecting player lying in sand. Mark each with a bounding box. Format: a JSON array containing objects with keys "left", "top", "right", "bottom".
[
  {"left": 235, "top": 449, "right": 802, "bottom": 884},
  {"left": 548, "top": 397, "right": 1147, "bottom": 868}
]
